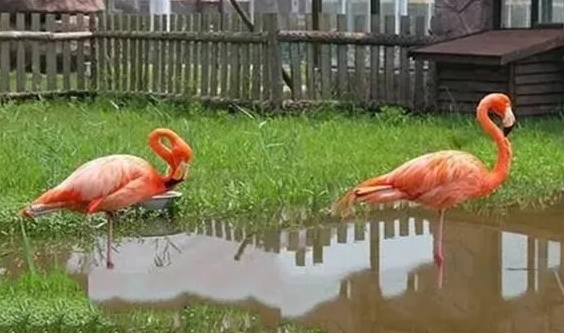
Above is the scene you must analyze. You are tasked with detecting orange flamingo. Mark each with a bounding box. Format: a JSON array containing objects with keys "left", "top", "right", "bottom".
[
  {"left": 333, "top": 93, "right": 516, "bottom": 268},
  {"left": 20, "top": 128, "right": 193, "bottom": 269}
]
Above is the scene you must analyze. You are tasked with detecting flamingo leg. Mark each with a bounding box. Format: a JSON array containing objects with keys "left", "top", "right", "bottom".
[
  {"left": 105, "top": 212, "right": 116, "bottom": 269},
  {"left": 434, "top": 209, "right": 445, "bottom": 267}
]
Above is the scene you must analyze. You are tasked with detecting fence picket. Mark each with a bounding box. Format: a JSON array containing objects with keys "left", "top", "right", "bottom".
[
  {"left": 45, "top": 14, "right": 57, "bottom": 91},
  {"left": 15, "top": 13, "right": 26, "bottom": 92},
  {"left": 77, "top": 13, "right": 86, "bottom": 90},
  {"left": 0, "top": 13, "right": 10, "bottom": 93}
]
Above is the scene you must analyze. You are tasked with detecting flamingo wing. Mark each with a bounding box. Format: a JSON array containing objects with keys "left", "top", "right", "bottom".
[
  {"left": 23, "top": 154, "right": 164, "bottom": 216},
  {"left": 386, "top": 150, "right": 489, "bottom": 206}
]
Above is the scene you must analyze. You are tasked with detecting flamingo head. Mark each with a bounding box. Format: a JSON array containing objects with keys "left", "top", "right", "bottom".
[
  {"left": 485, "top": 93, "right": 516, "bottom": 137},
  {"left": 170, "top": 140, "right": 193, "bottom": 181}
]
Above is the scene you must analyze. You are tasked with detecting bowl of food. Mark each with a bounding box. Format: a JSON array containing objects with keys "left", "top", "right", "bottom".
[{"left": 137, "top": 191, "right": 183, "bottom": 210}]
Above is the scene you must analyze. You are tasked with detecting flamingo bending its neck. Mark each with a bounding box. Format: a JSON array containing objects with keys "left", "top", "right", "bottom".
[
  {"left": 20, "top": 128, "right": 193, "bottom": 269},
  {"left": 333, "top": 93, "right": 516, "bottom": 273}
]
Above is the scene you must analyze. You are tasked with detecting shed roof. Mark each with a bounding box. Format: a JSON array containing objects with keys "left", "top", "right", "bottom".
[{"left": 409, "top": 28, "right": 564, "bottom": 66}]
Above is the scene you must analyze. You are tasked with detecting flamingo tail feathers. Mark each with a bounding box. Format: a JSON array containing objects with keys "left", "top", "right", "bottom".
[
  {"left": 19, "top": 188, "right": 82, "bottom": 218},
  {"left": 333, "top": 177, "right": 407, "bottom": 218}
]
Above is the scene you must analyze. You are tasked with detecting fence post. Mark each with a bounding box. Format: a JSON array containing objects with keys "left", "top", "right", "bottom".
[
  {"left": 89, "top": 12, "right": 98, "bottom": 92},
  {"left": 265, "top": 13, "right": 282, "bottom": 109}
]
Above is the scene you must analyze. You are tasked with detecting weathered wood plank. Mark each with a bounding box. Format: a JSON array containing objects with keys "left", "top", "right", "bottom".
[
  {"left": 127, "top": 15, "right": 138, "bottom": 92},
  {"left": 266, "top": 13, "right": 283, "bottom": 107},
  {"left": 354, "top": 15, "right": 366, "bottom": 101},
  {"left": 100, "top": 14, "right": 111, "bottom": 90},
  {"left": 439, "top": 66, "right": 508, "bottom": 82},
  {"left": 305, "top": 14, "right": 315, "bottom": 99},
  {"left": 230, "top": 15, "right": 241, "bottom": 99},
  {"left": 15, "top": 13, "right": 26, "bottom": 92},
  {"left": 370, "top": 15, "right": 380, "bottom": 101},
  {"left": 31, "top": 13, "right": 41, "bottom": 91},
  {"left": 191, "top": 14, "right": 201, "bottom": 95},
  {"left": 151, "top": 15, "right": 160, "bottom": 93},
  {"left": 438, "top": 80, "right": 508, "bottom": 92},
  {"left": 516, "top": 50, "right": 563, "bottom": 64},
  {"left": 516, "top": 82, "right": 564, "bottom": 95},
  {"left": 141, "top": 15, "right": 150, "bottom": 92},
  {"left": 209, "top": 12, "right": 219, "bottom": 97},
  {"left": 515, "top": 72, "right": 562, "bottom": 84},
  {"left": 0, "top": 13, "right": 9, "bottom": 93},
  {"left": 336, "top": 14, "right": 348, "bottom": 98},
  {"left": 289, "top": 42, "right": 302, "bottom": 100},
  {"left": 45, "top": 14, "right": 57, "bottom": 91},
  {"left": 516, "top": 93, "right": 563, "bottom": 106},
  {"left": 219, "top": 13, "right": 229, "bottom": 97},
  {"left": 114, "top": 14, "right": 123, "bottom": 91},
  {"left": 438, "top": 90, "right": 506, "bottom": 103},
  {"left": 515, "top": 63, "right": 561, "bottom": 75},
  {"left": 438, "top": 101, "right": 477, "bottom": 113},
  {"left": 383, "top": 16, "right": 395, "bottom": 103},
  {"left": 200, "top": 12, "right": 210, "bottom": 96},
  {"left": 250, "top": 13, "right": 262, "bottom": 100},
  {"left": 76, "top": 13, "right": 86, "bottom": 90},
  {"left": 122, "top": 14, "right": 130, "bottom": 92},
  {"left": 320, "top": 13, "right": 331, "bottom": 100},
  {"left": 165, "top": 15, "right": 174, "bottom": 94},
  {"left": 240, "top": 14, "right": 251, "bottom": 100},
  {"left": 173, "top": 14, "right": 183, "bottom": 95},
  {"left": 183, "top": 14, "right": 193, "bottom": 95},
  {"left": 399, "top": 15, "right": 410, "bottom": 106},
  {"left": 159, "top": 15, "right": 168, "bottom": 94},
  {"left": 413, "top": 16, "right": 425, "bottom": 108}
]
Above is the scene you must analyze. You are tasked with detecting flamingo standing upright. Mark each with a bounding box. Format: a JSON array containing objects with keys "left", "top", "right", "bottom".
[
  {"left": 20, "top": 128, "right": 193, "bottom": 269},
  {"left": 333, "top": 93, "right": 516, "bottom": 268}
]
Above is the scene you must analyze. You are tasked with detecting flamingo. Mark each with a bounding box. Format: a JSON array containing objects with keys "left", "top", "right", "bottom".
[
  {"left": 20, "top": 128, "right": 193, "bottom": 269},
  {"left": 333, "top": 93, "right": 516, "bottom": 268}
]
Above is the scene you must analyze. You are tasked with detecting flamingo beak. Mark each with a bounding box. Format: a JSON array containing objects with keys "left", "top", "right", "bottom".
[
  {"left": 502, "top": 107, "right": 516, "bottom": 137},
  {"left": 172, "top": 161, "right": 189, "bottom": 180}
]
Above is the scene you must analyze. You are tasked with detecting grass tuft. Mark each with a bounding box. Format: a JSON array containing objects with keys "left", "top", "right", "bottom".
[{"left": 0, "top": 97, "right": 562, "bottom": 237}]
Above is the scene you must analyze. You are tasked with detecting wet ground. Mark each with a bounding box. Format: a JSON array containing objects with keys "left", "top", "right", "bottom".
[{"left": 3, "top": 203, "right": 564, "bottom": 333}]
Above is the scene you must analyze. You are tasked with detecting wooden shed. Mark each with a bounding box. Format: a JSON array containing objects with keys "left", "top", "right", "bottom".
[{"left": 408, "top": 28, "right": 564, "bottom": 115}]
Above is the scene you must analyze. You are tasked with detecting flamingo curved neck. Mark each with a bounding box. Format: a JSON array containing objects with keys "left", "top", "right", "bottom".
[
  {"left": 148, "top": 130, "right": 177, "bottom": 178},
  {"left": 477, "top": 105, "right": 513, "bottom": 191}
]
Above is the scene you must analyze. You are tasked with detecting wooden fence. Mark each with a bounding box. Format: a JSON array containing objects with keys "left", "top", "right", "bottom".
[{"left": 0, "top": 12, "right": 436, "bottom": 110}]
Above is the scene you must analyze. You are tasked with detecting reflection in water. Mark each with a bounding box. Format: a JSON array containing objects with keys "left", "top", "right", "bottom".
[{"left": 3, "top": 208, "right": 564, "bottom": 332}]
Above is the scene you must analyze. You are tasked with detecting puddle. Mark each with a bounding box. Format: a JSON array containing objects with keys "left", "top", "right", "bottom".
[{"left": 3, "top": 204, "right": 564, "bottom": 332}]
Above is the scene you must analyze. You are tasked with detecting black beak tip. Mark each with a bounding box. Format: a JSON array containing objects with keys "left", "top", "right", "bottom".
[{"left": 503, "top": 124, "right": 515, "bottom": 137}]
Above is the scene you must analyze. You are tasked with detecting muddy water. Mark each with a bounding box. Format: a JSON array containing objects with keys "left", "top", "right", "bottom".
[{"left": 3, "top": 204, "right": 564, "bottom": 333}]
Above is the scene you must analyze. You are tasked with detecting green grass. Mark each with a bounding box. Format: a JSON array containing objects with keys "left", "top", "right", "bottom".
[
  {"left": 0, "top": 97, "right": 562, "bottom": 238},
  {"left": 0, "top": 269, "right": 326, "bottom": 333}
]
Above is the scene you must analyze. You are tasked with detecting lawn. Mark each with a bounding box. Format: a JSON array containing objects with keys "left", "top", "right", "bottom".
[
  {"left": 0, "top": 97, "right": 563, "bottom": 238},
  {"left": 0, "top": 269, "right": 325, "bottom": 333},
  {"left": 1, "top": 97, "right": 564, "bottom": 332}
]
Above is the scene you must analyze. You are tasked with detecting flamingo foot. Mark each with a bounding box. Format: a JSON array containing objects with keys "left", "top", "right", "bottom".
[{"left": 106, "top": 261, "right": 114, "bottom": 269}]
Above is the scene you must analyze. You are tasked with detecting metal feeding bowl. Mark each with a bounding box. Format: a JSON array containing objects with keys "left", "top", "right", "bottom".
[{"left": 137, "top": 191, "right": 183, "bottom": 210}]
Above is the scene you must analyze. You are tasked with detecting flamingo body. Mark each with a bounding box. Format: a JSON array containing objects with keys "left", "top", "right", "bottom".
[
  {"left": 21, "top": 128, "right": 193, "bottom": 269},
  {"left": 24, "top": 154, "right": 170, "bottom": 216},
  {"left": 345, "top": 150, "right": 492, "bottom": 211}
]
